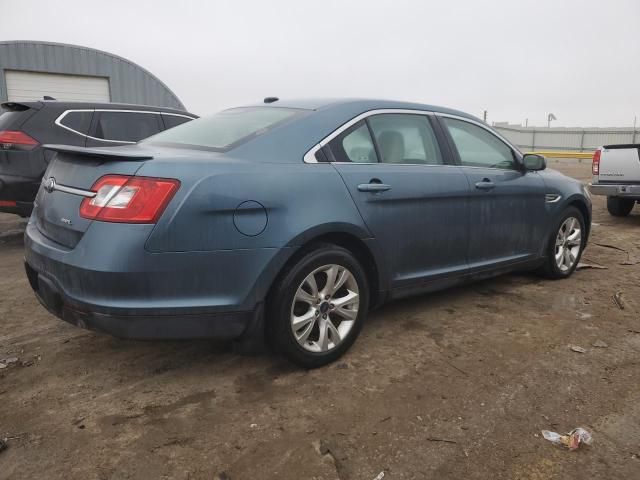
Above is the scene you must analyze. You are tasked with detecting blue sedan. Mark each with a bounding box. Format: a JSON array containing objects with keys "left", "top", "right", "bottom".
[{"left": 24, "top": 98, "right": 591, "bottom": 367}]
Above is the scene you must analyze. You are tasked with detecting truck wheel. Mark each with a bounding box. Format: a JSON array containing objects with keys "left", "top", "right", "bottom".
[
  {"left": 267, "top": 244, "right": 369, "bottom": 368},
  {"left": 607, "top": 197, "right": 635, "bottom": 217}
]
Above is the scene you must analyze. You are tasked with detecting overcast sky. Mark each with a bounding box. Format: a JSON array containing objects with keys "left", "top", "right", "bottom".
[{"left": 2, "top": 0, "right": 639, "bottom": 127}]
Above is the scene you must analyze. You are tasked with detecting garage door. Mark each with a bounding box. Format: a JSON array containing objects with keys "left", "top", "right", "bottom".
[{"left": 5, "top": 70, "right": 111, "bottom": 102}]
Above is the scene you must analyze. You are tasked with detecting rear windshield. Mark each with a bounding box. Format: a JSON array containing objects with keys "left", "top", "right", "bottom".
[{"left": 142, "top": 107, "right": 302, "bottom": 151}]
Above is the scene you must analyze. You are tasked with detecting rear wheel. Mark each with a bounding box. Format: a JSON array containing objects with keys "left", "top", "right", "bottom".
[
  {"left": 539, "top": 207, "right": 585, "bottom": 279},
  {"left": 267, "top": 244, "right": 369, "bottom": 368},
  {"left": 607, "top": 196, "right": 635, "bottom": 217}
]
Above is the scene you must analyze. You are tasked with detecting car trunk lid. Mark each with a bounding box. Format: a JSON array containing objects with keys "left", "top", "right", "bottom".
[{"left": 34, "top": 145, "right": 153, "bottom": 248}]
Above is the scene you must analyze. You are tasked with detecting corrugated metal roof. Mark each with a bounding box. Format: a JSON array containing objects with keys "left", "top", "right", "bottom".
[{"left": 0, "top": 40, "right": 185, "bottom": 110}]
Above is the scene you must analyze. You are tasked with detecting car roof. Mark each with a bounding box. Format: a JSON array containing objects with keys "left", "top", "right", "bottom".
[
  {"left": 243, "top": 97, "right": 480, "bottom": 122},
  {"left": 1, "top": 100, "right": 196, "bottom": 117}
]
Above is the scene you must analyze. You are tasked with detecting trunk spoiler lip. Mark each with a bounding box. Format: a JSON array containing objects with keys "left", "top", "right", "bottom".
[{"left": 43, "top": 144, "right": 154, "bottom": 160}]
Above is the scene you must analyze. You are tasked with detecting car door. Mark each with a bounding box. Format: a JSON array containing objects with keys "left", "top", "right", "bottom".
[
  {"left": 438, "top": 115, "right": 547, "bottom": 268},
  {"left": 85, "top": 110, "right": 163, "bottom": 147},
  {"left": 328, "top": 112, "right": 470, "bottom": 292}
]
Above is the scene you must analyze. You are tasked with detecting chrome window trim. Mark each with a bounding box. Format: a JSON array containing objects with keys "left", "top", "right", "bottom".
[
  {"left": 54, "top": 109, "right": 196, "bottom": 144},
  {"left": 303, "top": 108, "right": 522, "bottom": 169},
  {"left": 303, "top": 108, "right": 436, "bottom": 164}
]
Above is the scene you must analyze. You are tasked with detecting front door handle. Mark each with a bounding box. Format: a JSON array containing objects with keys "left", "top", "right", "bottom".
[
  {"left": 475, "top": 179, "right": 495, "bottom": 190},
  {"left": 358, "top": 182, "right": 391, "bottom": 192}
]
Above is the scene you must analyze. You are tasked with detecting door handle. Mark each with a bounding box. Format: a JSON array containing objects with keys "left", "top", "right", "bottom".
[
  {"left": 475, "top": 179, "right": 495, "bottom": 190},
  {"left": 358, "top": 182, "right": 391, "bottom": 192}
]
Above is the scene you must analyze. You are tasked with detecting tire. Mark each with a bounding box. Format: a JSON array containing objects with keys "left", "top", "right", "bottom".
[
  {"left": 607, "top": 197, "right": 635, "bottom": 217},
  {"left": 539, "top": 206, "right": 586, "bottom": 279},
  {"left": 267, "top": 243, "right": 369, "bottom": 368}
]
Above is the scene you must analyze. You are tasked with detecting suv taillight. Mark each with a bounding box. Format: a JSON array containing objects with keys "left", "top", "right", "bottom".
[
  {"left": 80, "top": 175, "right": 180, "bottom": 223},
  {"left": 0, "top": 130, "right": 39, "bottom": 150},
  {"left": 592, "top": 149, "right": 601, "bottom": 175}
]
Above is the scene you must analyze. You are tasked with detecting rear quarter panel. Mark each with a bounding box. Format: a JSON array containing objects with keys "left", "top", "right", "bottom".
[
  {"left": 137, "top": 158, "right": 374, "bottom": 302},
  {"left": 141, "top": 160, "right": 370, "bottom": 252}
]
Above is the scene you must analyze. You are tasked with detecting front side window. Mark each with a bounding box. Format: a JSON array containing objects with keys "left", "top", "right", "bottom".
[
  {"left": 368, "top": 114, "right": 442, "bottom": 165},
  {"left": 94, "top": 112, "right": 161, "bottom": 142},
  {"left": 443, "top": 118, "right": 515, "bottom": 169},
  {"left": 143, "top": 107, "right": 302, "bottom": 151}
]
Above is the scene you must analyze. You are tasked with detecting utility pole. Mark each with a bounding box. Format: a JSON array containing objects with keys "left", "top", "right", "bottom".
[
  {"left": 483, "top": 110, "right": 487, "bottom": 123},
  {"left": 525, "top": 118, "right": 528, "bottom": 127}
]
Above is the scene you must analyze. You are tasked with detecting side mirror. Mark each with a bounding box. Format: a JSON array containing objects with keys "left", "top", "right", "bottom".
[{"left": 523, "top": 153, "right": 546, "bottom": 171}]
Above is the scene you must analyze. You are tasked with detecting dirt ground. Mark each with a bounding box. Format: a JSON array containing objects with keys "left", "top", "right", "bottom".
[{"left": 1, "top": 161, "right": 639, "bottom": 480}]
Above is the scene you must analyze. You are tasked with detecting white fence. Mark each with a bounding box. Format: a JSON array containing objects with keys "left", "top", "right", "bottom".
[{"left": 493, "top": 123, "right": 639, "bottom": 152}]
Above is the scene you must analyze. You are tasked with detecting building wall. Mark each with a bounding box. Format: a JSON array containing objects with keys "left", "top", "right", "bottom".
[
  {"left": 494, "top": 123, "right": 639, "bottom": 152},
  {"left": 0, "top": 41, "right": 185, "bottom": 110}
]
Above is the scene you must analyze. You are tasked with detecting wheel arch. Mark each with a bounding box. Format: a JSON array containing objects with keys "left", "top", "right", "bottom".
[
  {"left": 566, "top": 195, "right": 591, "bottom": 242},
  {"left": 266, "top": 225, "right": 385, "bottom": 309}
]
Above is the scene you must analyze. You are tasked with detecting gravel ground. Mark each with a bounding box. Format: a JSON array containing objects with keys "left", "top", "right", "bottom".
[{"left": 0, "top": 161, "right": 639, "bottom": 480}]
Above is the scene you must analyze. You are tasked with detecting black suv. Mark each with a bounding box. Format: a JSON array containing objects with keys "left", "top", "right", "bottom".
[{"left": 0, "top": 100, "right": 197, "bottom": 216}]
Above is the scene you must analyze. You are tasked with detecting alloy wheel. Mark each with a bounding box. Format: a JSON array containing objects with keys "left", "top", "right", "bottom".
[
  {"left": 555, "top": 216, "right": 582, "bottom": 272},
  {"left": 290, "top": 264, "right": 360, "bottom": 353}
]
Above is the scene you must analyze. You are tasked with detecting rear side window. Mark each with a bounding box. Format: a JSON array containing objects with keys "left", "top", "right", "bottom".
[
  {"left": 58, "top": 111, "right": 93, "bottom": 134},
  {"left": 161, "top": 114, "right": 193, "bottom": 129},
  {"left": 143, "top": 107, "right": 302, "bottom": 151},
  {"left": 329, "top": 121, "right": 378, "bottom": 163},
  {"left": 368, "top": 114, "right": 442, "bottom": 165},
  {"left": 94, "top": 112, "right": 162, "bottom": 142},
  {"left": 443, "top": 118, "right": 515, "bottom": 170}
]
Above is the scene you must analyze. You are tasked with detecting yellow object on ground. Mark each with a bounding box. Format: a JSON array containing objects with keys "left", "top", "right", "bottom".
[{"left": 526, "top": 151, "right": 593, "bottom": 159}]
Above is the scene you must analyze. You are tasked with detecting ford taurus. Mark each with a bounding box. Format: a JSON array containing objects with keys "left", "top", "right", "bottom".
[{"left": 24, "top": 99, "right": 591, "bottom": 367}]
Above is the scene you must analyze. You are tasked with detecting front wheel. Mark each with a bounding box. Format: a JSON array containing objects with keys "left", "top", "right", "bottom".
[
  {"left": 607, "top": 197, "right": 635, "bottom": 217},
  {"left": 267, "top": 244, "right": 369, "bottom": 368},
  {"left": 539, "top": 207, "right": 586, "bottom": 279}
]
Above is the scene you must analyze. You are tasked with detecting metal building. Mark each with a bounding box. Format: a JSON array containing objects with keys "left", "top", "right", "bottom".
[
  {"left": 494, "top": 122, "right": 638, "bottom": 153},
  {"left": 0, "top": 40, "right": 185, "bottom": 109}
]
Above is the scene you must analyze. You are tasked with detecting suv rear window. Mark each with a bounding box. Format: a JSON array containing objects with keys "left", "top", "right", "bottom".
[
  {"left": 162, "top": 113, "right": 194, "bottom": 129},
  {"left": 143, "top": 107, "right": 301, "bottom": 151},
  {"left": 94, "top": 111, "right": 162, "bottom": 143}
]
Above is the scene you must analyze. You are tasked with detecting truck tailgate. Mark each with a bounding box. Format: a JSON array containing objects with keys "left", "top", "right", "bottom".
[{"left": 599, "top": 145, "right": 640, "bottom": 183}]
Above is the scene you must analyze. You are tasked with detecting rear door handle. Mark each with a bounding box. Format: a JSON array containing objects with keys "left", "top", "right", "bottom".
[
  {"left": 358, "top": 183, "right": 391, "bottom": 192},
  {"left": 475, "top": 179, "right": 495, "bottom": 190}
]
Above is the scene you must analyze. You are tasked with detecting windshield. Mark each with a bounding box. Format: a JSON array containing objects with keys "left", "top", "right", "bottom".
[{"left": 142, "top": 106, "right": 302, "bottom": 151}]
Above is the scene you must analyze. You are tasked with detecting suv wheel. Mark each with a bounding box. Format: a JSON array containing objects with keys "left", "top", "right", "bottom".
[
  {"left": 607, "top": 197, "right": 635, "bottom": 217},
  {"left": 539, "top": 207, "right": 586, "bottom": 279},
  {"left": 268, "top": 244, "right": 369, "bottom": 368}
]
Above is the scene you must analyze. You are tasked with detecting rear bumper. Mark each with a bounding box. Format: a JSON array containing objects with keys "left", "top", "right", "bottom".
[
  {"left": 25, "top": 261, "right": 258, "bottom": 340},
  {"left": 24, "top": 221, "right": 293, "bottom": 340},
  {"left": 588, "top": 183, "right": 640, "bottom": 198}
]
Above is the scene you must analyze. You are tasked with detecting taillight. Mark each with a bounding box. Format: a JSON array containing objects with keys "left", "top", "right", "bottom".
[
  {"left": 80, "top": 175, "right": 180, "bottom": 223},
  {"left": 0, "top": 200, "right": 17, "bottom": 207},
  {"left": 592, "top": 149, "right": 601, "bottom": 175},
  {"left": 0, "top": 130, "right": 39, "bottom": 150}
]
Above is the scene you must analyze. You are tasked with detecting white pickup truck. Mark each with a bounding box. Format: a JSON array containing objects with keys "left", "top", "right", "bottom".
[{"left": 589, "top": 144, "right": 640, "bottom": 216}]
